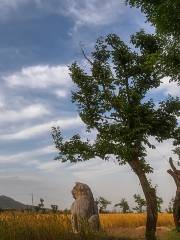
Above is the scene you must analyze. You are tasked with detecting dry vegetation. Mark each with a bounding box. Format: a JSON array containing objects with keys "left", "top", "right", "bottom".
[
  {"left": 0, "top": 212, "right": 179, "bottom": 240},
  {"left": 100, "top": 213, "right": 174, "bottom": 229}
]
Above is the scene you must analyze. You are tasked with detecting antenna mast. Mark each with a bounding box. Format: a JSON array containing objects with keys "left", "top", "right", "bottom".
[{"left": 31, "top": 193, "right": 34, "bottom": 210}]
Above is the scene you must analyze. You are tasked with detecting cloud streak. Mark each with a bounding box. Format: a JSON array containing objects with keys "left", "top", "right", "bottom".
[
  {"left": 0, "top": 145, "right": 56, "bottom": 163},
  {"left": 0, "top": 116, "right": 82, "bottom": 140},
  {"left": 64, "top": 0, "right": 126, "bottom": 28},
  {"left": 0, "top": 104, "right": 49, "bottom": 123},
  {"left": 4, "top": 65, "right": 71, "bottom": 89}
]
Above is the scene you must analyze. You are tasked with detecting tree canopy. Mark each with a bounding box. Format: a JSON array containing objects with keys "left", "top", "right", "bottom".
[
  {"left": 126, "top": 0, "right": 180, "bottom": 37},
  {"left": 96, "top": 197, "right": 111, "bottom": 213},
  {"left": 133, "top": 194, "right": 146, "bottom": 213},
  {"left": 126, "top": 0, "right": 180, "bottom": 83},
  {"left": 52, "top": 32, "right": 179, "bottom": 171},
  {"left": 52, "top": 32, "right": 180, "bottom": 240},
  {"left": 114, "top": 198, "right": 130, "bottom": 213}
]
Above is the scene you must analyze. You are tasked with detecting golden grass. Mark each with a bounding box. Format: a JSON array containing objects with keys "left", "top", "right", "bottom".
[
  {"left": 0, "top": 212, "right": 175, "bottom": 240},
  {"left": 100, "top": 213, "right": 174, "bottom": 229}
]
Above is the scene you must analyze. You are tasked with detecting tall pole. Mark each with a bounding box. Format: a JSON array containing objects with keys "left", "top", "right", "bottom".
[{"left": 32, "top": 193, "right": 34, "bottom": 210}]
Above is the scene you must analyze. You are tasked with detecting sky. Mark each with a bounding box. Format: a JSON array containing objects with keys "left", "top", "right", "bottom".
[{"left": 0, "top": 0, "right": 179, "bottom": 210}]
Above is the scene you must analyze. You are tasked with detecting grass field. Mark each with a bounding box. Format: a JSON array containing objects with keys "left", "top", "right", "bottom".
[{"left": 0, "top": 212, "right": 179, "bottom": 240}]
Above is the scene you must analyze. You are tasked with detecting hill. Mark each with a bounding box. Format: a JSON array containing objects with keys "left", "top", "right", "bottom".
[{"left": 0, "top": 195, "right": 27, "bottom": 210}]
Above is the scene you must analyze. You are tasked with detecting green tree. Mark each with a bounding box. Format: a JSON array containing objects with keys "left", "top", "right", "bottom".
[
  {"left": 114, "top": 198, "right": 130, "bottom": 213},
  {"left": 126, "top": 0, "right": 180, "bottom": 36},
  {"left": 38, "top": 198, "right": 45, "bottom": 211},
  {"left": 51, "top": 204, "right": 58, "bottom": 213},
  {"left": 165, "top": 198, "right": 174, "bottom": 214},
  {"left": 39, "top": 198, "right": 44, "bottom": 209},
  {"left": 52, "top": 33, "right": 180, "bottom": 240},
  {"left": 96, "top": 197, "right": 111, "bottom": 213},
  {"left": 35, "top": 198, "right": 45, "bottom": 212},
  {"left": 133, "top": 194, "right": 146, "bottom": 213},
  {"left": 126, "top": 0, "right": 180, "bottom": 83},
  {"left": 157, "top": 197, "right": 163, "bottom": 213}
]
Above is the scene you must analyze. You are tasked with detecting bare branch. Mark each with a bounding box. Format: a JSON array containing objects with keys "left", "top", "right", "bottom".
[
  {"left": 167, "top": 169, "right": 178, "bottom": 186},
  {"left": 169, "top": 157, "right": 180, "bottom": 174},
  {"left": 80, "top": 43, "right": 93, "bottom": 65},
  {"left": 169, "top": 157, "right": 177, "bottom": 171}
]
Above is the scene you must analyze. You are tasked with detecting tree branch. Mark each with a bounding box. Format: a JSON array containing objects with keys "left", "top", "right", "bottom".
[
  {"left": 169, "top": 157, "right": 177, "bottom": 171},
  {"left": 167, "top": 169, "right": 178, "bottom": 186},
  {"left": 169, "top": 157, "right": 180, "bottom": 174},
  {"left": 80, "top": 45, "right": 93, "bottom": 65},
  {"left": 103, "top": 115, "right": 121, "bottom": 123}
]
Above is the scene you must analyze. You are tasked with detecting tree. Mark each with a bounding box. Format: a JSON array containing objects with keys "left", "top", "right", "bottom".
[
  {"left": 51, "top": 204, "right": 58, "bottom": 213},
  {"left": 52, "top": 33, "right": 180, "bottom": 240},
  {"left": 96, "top": 197, "right": 111, "bottom": 213},
  {"left": 157, "top": 197, "right": 163, "bottom": 213},
  {"left": 173, "top": 129, "right": 180, "bottom": 166},
  {"left": 133, "top": 194, "right": 146, "bottom": 213},
  {"left": 114, "top": 198, "right": 130, "bottom": 213},
  {"left": 126, "top": 0, "right": 180, "bottom": 83},
  {"left": 126, "top": 0, "right": 180, "bottom": 36},
  {"left": 39, "top": 198, "right": 44, "bottom": 208},
  {"left": 167, "top": 157, "right": 180, "bottom": 231},
  {"left": 38, "top": 198, "right": 45, "bottom": 211},
  {"left": 35, "top": 198, "right": 45, "bottom": 212},
  {"left": 165, "top": 198, "right": 174, "bottom": 214}
]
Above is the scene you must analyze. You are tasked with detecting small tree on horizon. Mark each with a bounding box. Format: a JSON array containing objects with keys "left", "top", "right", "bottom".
[
  {"left": 133, "top": 194, "right": 146, "bottom": 213},
  {"left": 96, "top": 196, "right": 111, "bottom": 213},
  {"left": 165, "top": 198, "right": 174, "bottom": 214},
  {"left": 114, "top": 198, "right": 130, "bottom": 213},
  {"left": 157, "top": 197, "right": 163, "bottom": 213},
  {"left": 51, "top": 204, "right": 58, "bottom": 213},
  {"left": 39, "top": 198, "right": 44, "bottom": 209},
  {"left": 35, "top": 198, "right": 45, "bottom": 212},
  {"left": 52, "top": 33, "right": 180, "bottom": 240}
]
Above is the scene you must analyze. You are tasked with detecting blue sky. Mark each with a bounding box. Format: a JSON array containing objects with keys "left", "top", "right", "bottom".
[{"left": 0, "top": 0, "right": 179, "bottom": 210}]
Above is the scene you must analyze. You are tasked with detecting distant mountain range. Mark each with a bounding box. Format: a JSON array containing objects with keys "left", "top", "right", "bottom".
[{"left": 0, "top": 195, "right": 28, "bottom": 210}]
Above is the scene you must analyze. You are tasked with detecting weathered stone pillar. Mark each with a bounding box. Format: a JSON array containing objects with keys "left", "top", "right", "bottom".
[{"left": 71, "top": 182, "right": 100, "bottom": 233}]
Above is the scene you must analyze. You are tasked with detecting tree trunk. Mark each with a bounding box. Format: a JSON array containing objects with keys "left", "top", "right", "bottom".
[
  {"left": 167, "top": 157, "right": 180, "bottom": 231},
  {"left": 173, "top": 195, "right": 180, "bottom": 231},
  {"left": 129, "top": 160, "right": 158, "bottom": 240}
]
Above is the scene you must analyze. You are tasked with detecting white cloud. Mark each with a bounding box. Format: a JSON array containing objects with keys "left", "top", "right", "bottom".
[
  {"left": 64, "top": 0, "right": 125, "bottom": 28},
  {"left": 0, "top": 116, "right": 82, "bottom": 140},
  {"left": 54, "top": 89, "right": 68, "bottom": 98},
  {"left": 35, "top": 161, "right": 64, "bottom": 171},
  {"left": 67, "top": 158, "right": 122, "bottom": 178},
  {"left": 155, "top": 77, "right": 180, "bottom": 97},
  {"left": 146, "top": 138, "right": 178, "bottom": 171},
  {"left": 0, "top": 145, "right": 56, "bottom": 163},
  {"left": 4, "top": 65, "right": 71, "bottom": 89},
  {"left": 0, "top": 104, "right": 49, "bottom": 123},
  {"left": 0, "top": 0, "right": 126, "bottom": 27}
]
